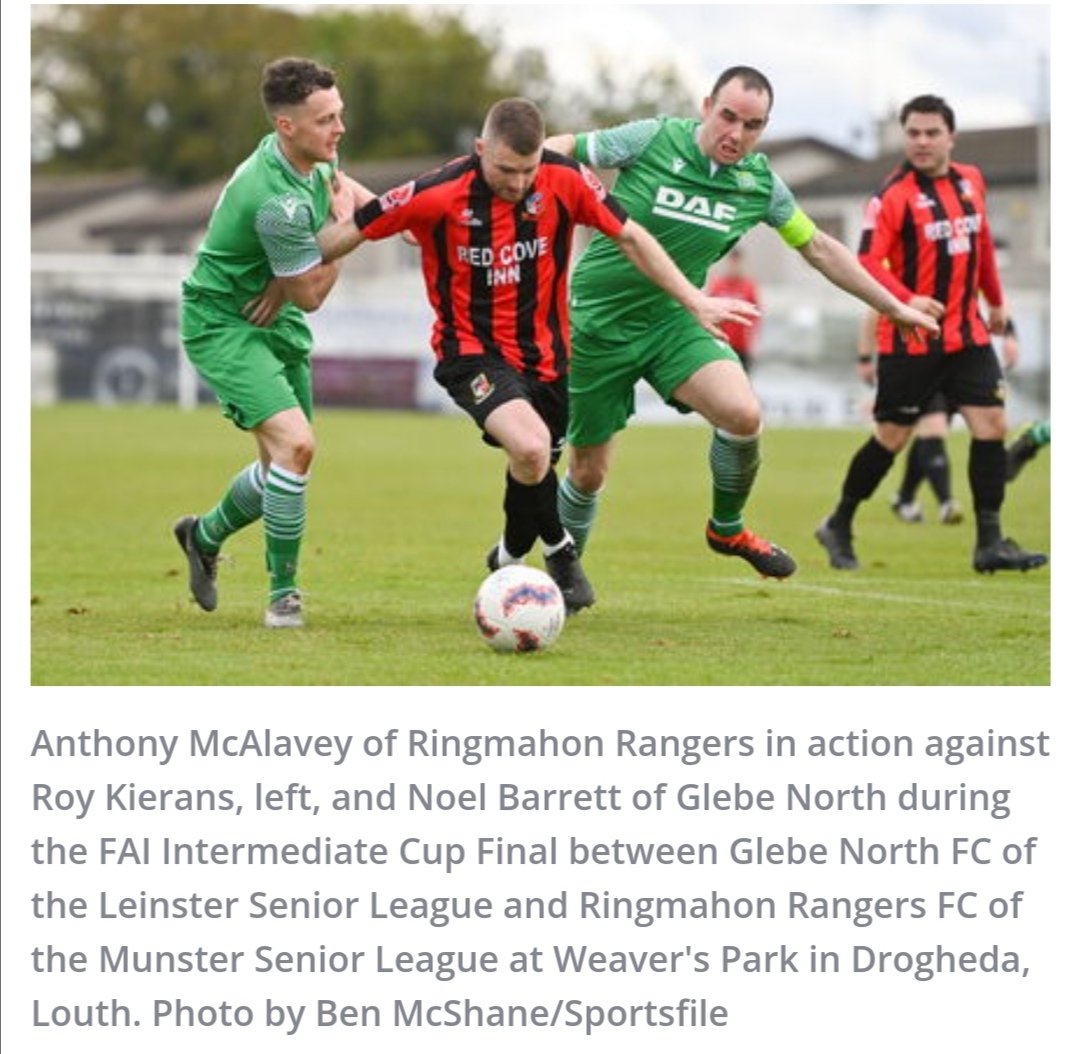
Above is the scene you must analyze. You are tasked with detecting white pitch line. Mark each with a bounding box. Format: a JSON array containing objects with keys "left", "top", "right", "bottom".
[{"left": 717, "top": 577, "right": 1053, "bottom": 618}]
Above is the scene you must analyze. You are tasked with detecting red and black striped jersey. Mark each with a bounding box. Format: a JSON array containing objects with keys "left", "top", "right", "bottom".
[
  {"left": 858, "top": 161, "right": 1003, "bottom": 355},
  {"left": 354, "top": 151, "right": 628, "bottom": 381}
]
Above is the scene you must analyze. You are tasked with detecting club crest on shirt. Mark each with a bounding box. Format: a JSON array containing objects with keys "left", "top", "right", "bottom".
[
  {"left": 379, "top": 181, "right": 415, "bottom": 212},
  {"left": 470, "top": 372, "right": 495, "bottom": 403},
  {"left": 672, "top": 157, "right": 687, "bottom": 173},
  {"left": 734, "top": 170, "right": 758, "bottom": 191},
  {"left": 524, "top": 192, "right": 544, "bottom": 216}
]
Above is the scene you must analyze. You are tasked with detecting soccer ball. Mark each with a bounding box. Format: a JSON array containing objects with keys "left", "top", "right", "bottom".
[{"left": 474, "top": 565, "right": 566, "bottom": 653}]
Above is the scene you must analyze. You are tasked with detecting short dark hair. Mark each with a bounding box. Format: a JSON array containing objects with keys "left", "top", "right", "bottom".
[
  {"left": 482, "top": 98, "right": 545, "bottom": 155},
  {"left": 899, "top": 94, "right": 956, "bottom": 132},
  {"left": 262, "top": 57, "right": 337, "bottom": 113},
  {"left": 710, "top": 66, "right": 774, "bottom": 111}
]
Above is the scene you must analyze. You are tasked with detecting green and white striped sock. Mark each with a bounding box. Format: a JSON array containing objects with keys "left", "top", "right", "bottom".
[
  {"left": 263, "top": 462, "right": 308, "bottom": 601},
  {"left": 709, "top": 428, "right": 761, "bottom": 536},
  {"left": 195, "top": 461, "right": 265, "bottom": 553},
  {"left": 557, "top": 475, "right": 601, "bottom": 555}
]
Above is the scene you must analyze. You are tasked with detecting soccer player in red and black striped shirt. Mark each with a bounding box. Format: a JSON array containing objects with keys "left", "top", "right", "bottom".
[
  {"left": 816, "top": 95, "right": 1046, "bottom": 574},
  {"left": 318, "top": 98, "right": 753, "bottom": 610}
]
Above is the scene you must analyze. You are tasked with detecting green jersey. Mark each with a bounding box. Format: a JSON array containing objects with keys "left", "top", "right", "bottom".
[
  {"left": 570, "top": 116, "right": 815, "bottom": 337},
  {"left": 183, "top": 133, "right": 334, "bottom": 324}
]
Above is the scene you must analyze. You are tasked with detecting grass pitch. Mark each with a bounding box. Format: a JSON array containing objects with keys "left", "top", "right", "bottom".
[{"left": 30, "top": 404, "right": 1050, "bottom": 685}]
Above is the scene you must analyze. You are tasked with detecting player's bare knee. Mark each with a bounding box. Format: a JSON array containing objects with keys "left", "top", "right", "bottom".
[
  {"left": 285, "top": 431, "right": 316, "bottom": 473},
  {"left": 571, "top": 460, "right": 607, "bottom": 493},
  {"left": 973, "top": 413, "right": 1008, "bottom": 442},
  {"left": 568, "top": 443, "right": 611, "bottom": 494},
  {"left": 510, "top": 438, "right": 550, "bottom": 484},
  {"left": 722, "top": 400, "right": 761, "bottom": 437},
  {"left": 523, "top": 450, "right": 552, "bottom": 484},
  {"left": 871, "top": 419, "right": 910, "bottom": 452}
]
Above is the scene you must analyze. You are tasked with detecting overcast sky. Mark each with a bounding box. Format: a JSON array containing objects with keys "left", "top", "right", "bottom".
[{"left": 443, "top": 3, "right": 1052, "bottom": 152}]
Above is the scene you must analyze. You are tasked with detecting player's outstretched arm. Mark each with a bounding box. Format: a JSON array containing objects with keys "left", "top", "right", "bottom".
[
  {"left": 797, "top": 229, "right": 940, "bottom": 339},
  {"left": 317, "top": 215, "right": 367, "bottom": 264},
  {"left": 543, "top": 133, "right": 576, "bottom": 157},
  {"left": 615, "top": 220, "right": 760, "bottom": 337},
  {"left": 336, "top": 172, "right": 375, "bottom": 212}
]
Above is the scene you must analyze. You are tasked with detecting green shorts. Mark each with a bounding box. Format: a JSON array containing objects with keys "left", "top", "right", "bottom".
[
  {"left": 568, "top": 311, "right": 739, "bottom": 447},
  {"left": 180, "top": 293, "right": 314, "bottom": 429}
]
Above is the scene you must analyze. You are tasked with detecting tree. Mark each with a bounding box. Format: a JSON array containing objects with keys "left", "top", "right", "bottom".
[
  {"left": 31, "top": 5, "right": 550, "bottom": 184},
  {"left": 32, "top": 5, "right": 696, "bottom": 187},
  {"left": 304, "top": 8, "right": 526, "bottom": 159},
  {"left": 32, "top": 5, "right": 304, "bottom": 184}
]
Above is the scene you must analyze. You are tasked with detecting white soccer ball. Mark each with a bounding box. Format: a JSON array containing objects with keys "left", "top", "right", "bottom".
[{"left": 474, "top": 565, "right": 566, "bottom": 653}]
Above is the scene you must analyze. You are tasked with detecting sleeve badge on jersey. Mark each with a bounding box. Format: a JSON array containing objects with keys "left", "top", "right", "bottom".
[
  {"left": 379, "top": 181, "right": 416, "bottom": 212},
  {"left": 582, "top": 166, "right": 607, "bottom": 200}
]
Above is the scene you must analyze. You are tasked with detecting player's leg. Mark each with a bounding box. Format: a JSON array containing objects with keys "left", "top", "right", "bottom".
[
  {"left": 255, "top": 399, "right": 315, "bottom": 627},
  {"left": 173, "top": 457, "right": 266, "bottom": 612},
  {"left": 529, "top": 376, "right": 596, "bottom": 612},
  {"left": 434, "top": 355, "right": 550, "bottom": 566},
  {"left": 557, "top": 326, "right": 639, "bottom": 555},
  {"left": 892, "top": 436, "right": 927, "bottom": 522},
  {"left": 194, "top": 461, "right": 267, "bottom": 551},
  {"left": 483, "top": 397, "right": 557, "bottom": 561},
  {"left": 657, "top": 324, "right": 794, "bottom": 579},
  {"left": 434, "top": 355, "right": 593, "bottom": 611},
  {"left": 891, "top": 408, "right": 942, "bottom": 523},
  {"left": 483, "top": 396, "right": 594, "bottom": 613},
  {"left": 559, "top": 440, "right": 616, "bottom": 555},
  {"left": 913, "top": 398, "right": 961, "bottom": 523},
  {"left": 817, "top": 420, "right": 911, "bottom": 570},
  {"left": 951, "top": 347, "right": 1045, "bottom": 573},
  {"left": 1005, "top": 420, "right": 1051, "bottom": 481},
  {"left": 815, "top": 353, "right": 931, "bottom": 569},
  {"left": 173, "top": 305, "right": 275, "bottom": 613}
]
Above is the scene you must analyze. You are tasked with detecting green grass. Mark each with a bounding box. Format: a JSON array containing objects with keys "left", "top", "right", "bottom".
[{"left": 30, "top": 404, "right": 1050, "bottom": 685}]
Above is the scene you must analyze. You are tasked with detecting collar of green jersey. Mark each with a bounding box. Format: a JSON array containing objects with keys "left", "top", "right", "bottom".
[{"left": 269, "top": 135, "right": 317, "bottom": 184}]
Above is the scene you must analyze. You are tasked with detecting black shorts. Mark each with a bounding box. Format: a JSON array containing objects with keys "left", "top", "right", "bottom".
[
  {"left": 434, "top": 353, "right": 568, "bottom": 461},
  {"left": 874, "top": 345, "right": 1005, "bottom": 426},
  {"left": 920, "top": 389, "right": 953, "bottom": 418}
]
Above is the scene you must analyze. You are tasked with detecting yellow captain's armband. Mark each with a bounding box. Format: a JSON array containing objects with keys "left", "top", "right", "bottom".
[{"left": 778, "top": 208, "right": 816, "bottom": 249}]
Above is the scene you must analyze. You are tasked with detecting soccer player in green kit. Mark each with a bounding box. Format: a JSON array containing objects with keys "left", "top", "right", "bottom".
[
  {"left": 174, "top": 58, "right": 371, "bottom": 628},
  {"left": 546, "top": 66, "right": 938, "bottom": 585}
]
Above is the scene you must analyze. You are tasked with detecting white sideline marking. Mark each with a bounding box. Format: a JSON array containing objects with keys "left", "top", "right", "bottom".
[{"left": 722, "top": 577, "right": 1052, "bottom": 618}]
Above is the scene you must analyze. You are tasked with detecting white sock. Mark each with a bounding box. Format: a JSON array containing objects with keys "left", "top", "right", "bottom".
[
  {"left": 542, "top": 531, "right": 574, "bottom": 557},
  {"left": 496, "top": 539, "right": 526, "bottom": 567}
]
